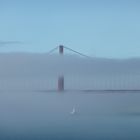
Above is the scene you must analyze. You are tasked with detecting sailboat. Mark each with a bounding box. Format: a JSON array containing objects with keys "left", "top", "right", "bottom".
[{"left": 70, "top": 107, "right": 76, "bottom": 115}]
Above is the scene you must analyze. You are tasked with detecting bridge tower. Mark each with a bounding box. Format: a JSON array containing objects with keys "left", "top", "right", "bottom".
[{"left": 58, "top": 45, "right": 64, "bottom": 91}]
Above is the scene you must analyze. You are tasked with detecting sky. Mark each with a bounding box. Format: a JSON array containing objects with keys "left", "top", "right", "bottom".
[{"left": 0, "top": 0, "right": 140, "bottom": 58}]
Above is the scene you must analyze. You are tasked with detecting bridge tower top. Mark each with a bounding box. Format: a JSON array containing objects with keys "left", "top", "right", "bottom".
[{"left": 59, "top": 45, "right": 64, "bottom": 55}]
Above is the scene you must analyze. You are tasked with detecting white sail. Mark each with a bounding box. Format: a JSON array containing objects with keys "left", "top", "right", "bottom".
[{"left": 70, "top": 107, "right": 76, "bottom": 115}]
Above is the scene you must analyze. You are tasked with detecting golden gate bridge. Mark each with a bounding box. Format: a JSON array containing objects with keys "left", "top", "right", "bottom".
[{"left": 0, "top": 42, "right": 140, "bottom": 92}]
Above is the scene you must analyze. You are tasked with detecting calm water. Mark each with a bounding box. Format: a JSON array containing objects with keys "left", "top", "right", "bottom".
[{"left": 0, "top": 91, "right": 140, "bottom": 140}]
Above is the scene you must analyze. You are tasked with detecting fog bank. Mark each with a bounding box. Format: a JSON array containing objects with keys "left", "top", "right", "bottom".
[{"left": 0, "top": 53, "right": 140, "bottom": 90}]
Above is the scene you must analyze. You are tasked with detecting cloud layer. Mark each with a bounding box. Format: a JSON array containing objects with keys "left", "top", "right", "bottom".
[{"left": 0, "top": 41, "right": 23, "bottom": 46}]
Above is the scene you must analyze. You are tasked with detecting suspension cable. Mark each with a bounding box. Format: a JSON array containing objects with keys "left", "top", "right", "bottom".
[
  {"left": 46, "top": 45, "right": 93, "bottom": 59},
  {"left": 64, "top": 46, "right": 92, "bottom": 59},
  {"left": 46, "top": 46, "right": 58, "bottom": 55}
]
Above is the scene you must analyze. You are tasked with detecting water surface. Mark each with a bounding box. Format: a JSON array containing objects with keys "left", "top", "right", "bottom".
[{"left": 0, "top": 91, "right": 140, "bottom": 140}]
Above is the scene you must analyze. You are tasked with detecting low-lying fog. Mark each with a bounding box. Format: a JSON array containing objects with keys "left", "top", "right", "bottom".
[
  {"left": 0, "top": 53, "right": 140, "bottom": 90},
  {"left": 0, "top": 53, "right": 140, "bottom": 139}
]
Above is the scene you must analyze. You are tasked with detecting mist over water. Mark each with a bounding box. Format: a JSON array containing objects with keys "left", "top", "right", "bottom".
[
  {"left": 0, "top": 53, "right": 140, "bottom": 140},
  {"left": 0, "top": 53, "right": 140, "bottom": 90}
]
